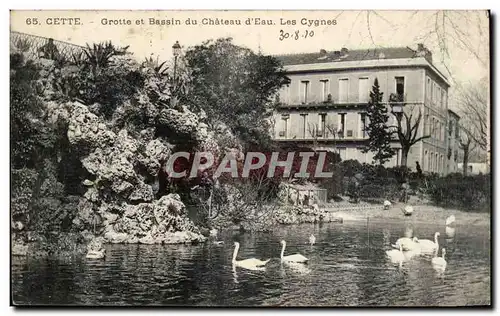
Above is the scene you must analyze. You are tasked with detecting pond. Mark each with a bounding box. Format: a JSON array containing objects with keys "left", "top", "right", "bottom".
[{"left": 11, "top": 218, "right": 491, "bottom": 306}]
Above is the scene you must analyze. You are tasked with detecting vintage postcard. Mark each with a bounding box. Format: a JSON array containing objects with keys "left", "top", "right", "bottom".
[{"left": 10, "top": 10, "right": 491, "bottom": 307}]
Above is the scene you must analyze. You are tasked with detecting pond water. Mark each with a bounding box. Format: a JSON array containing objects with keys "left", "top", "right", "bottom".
[{"left": 11, "top": 218, "right": 491, "bottom": 306}]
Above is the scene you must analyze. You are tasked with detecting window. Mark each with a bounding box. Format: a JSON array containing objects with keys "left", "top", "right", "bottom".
[
  {"left": 339, "top": 78, "right": 349, "bottom": 103},
  {"left": 448, "top": 121, "right": 453, "bottom": 136},
  {"left": 424, "top": 150, "right": 428, "bottom": 170},
  {"left": 455, "top": 122, "right": 460, "bottom": 138},
  {"left": 360, "top": 112, "right": 367, "bottom": 138},
  {"left": 468, "top": 165, "right": 473, "bottom": 173},
  {"left": 395, "top": 76, "right": 405, "bottom": 96},
  {"left": 442, "top": 90, "right": 447, "bottom": 108},
  {"left": 427, "top": 151, "right": 431, "bottom": 171},
  {"left": 426, "top": 77, "right": 431, "bottom": 100},
  {"left": 425, "top": 113, "right": 430, "bottom": 134},
  {"left": 318, "top": 113, "right": 326, "bottom": 137},
  {"left": 435, "top": 154, "right": 438, "bottom": 172},
  {"left": 320, "top": 79, "right": 330, "bottom": 102},
  {"left": 300, "top": 113, "right": 307, "bottom": 138},
  {"left": 430, "top": 81, "right": 434, "bottom": 103},
  {"left": 283, "top": 85, "right": 290, "bottom": 104},
  {"left": 437, "top": 86, "right": 441, "bottom": 107},
  {"left": 280, "top": 114, "right": 289, "bottom": 138},
  {"left": 338, "top": 113, "right": 346, "bottom": 136},
  {"left": 358, "top": 78, "right": 369, "bottom": 103},
  {"left": 300, "top": 81, "right": 310, "bottom": 104}
]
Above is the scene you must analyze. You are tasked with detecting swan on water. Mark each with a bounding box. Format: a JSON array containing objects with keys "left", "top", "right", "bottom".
[
  {"left": 213, "top": 241, "right": 224, "bottom": 245},
  {"left": 386, "top": 243, "right": 405, "bottom": 263},
  {"left": 392, "top": 236, "right": 420, "bottom": 251},
  {"left": 280, "top": 240, "right": 309, "bottom": 263},
  {"left": 432, "top": 248, "right": 447, "bottom": 271},
  {"left": 86, "top": 249, "right": 105, "bottom": 259},
  {"left": 417, "top": 232, "right": 440, "bottom": 253},
  {"left": 232, "top": 242, "right": 270, "bottom": 270},
  {"left": 445, "top": 215, "right": 456, "bottom": 226},
  {"left": 309, "top": 234, "right": 316, "bottom": 246}
]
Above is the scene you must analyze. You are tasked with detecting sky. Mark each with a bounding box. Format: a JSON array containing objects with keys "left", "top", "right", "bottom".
[{"left": 10, "top": 10, "right": 490, "bottom": 110}]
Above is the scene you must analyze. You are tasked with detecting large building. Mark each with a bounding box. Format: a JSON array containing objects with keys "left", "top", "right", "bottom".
[{"left": 271, "top": 44, "right": 460, "bottom": 174}]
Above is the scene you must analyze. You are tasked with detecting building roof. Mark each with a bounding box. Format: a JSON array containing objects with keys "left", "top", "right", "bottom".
[
  {"left": 276, "top": 47, "right": 420, "bottom": 65},
  {"left": 275, "top": 45, "right": 450, "bottom": 87}
]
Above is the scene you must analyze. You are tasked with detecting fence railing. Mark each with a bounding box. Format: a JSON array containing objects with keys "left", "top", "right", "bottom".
[{"left": 10, "top": 31, "right": 85, "bottom": 61}]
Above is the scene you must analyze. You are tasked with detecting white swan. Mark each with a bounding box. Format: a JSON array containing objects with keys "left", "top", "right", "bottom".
[
  {"left": 280, "top": 240, "right": 309, "bottom": 263},
  {"left": 418, "top": 232, "right": 440, "bottom": 253},
  {"left": 386, "top": 243, "right": 405, "bottom": 263},
  {"left": 383, "top": 200, "right": 392, "bottom": 210},
  {"left": 432, "top": 248, "right": 447, "bottom": 271},
  {"left": 86, "top": 249, "right": 105, "bottom": 259},
  {"left": 402, "top": 205, "right": 414, "bottom": 216},
  {"left": 213, "top": 241, "right": 224, "bottom": 245},
  {"left": 445, "top": 215, "right": 456, "bottom": 226},
  {"left": 232, "top": 242, "right": 270, "bottom": 270},
  {"left": 309, "top": 234, "right": 316, "bottom": 246},
  {"left": 392, "top": 237, "right": 420, "bottom": 251}
]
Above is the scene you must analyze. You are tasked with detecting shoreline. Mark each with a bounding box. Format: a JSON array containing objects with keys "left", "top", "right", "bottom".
[{"left": 325, "top": 203, "right": 490, "bottom": 226}]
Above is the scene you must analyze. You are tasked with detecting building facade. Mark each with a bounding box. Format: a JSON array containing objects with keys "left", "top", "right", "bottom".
[{"left": 272, "top": 44, "right": 459, "bottom": 174}]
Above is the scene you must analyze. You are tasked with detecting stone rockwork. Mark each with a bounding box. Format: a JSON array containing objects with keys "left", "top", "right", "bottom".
[{"left": 49, "top": 101, "right": 207, "bottom": 245}]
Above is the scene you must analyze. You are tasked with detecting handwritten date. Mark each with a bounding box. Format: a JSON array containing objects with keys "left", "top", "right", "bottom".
[{"left": 279, "top": 30, "right": 315, "bottom": 41}]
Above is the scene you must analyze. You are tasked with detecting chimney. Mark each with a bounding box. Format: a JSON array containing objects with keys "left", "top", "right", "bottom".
[
  {"left": 416, "top": 43, "right": 433, "bottom": 64},
  {"left": 341, "top": 47, "right": 349, "bottom": 55}
]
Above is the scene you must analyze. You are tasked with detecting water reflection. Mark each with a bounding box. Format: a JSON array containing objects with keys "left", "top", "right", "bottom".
[{"left": 12, "top": 218, "right": 490, "bottom": 306}]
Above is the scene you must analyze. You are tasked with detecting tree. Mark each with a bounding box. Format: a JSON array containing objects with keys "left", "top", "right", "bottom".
[
  {"left": 182, "top": 37, "right": 290, "bottom": 149},
  {"left": 390, "top": 95, "right": 431, "bottom": 167},
  {"left": 363, "top": 78, "right": 395, "bottom": 165},
  {"left": 458, "top": 125, "right": 477, "bottom": 176},
  {"left": 456, "top": 79, "right": 488, "bottom": 151}
]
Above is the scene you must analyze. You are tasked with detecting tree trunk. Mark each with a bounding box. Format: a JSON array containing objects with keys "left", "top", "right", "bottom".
[
  {"left": 400, "top": 148, "right": 409, "bottom": 167},
  {"left": 462, "top": 145, "right": 469, "bottom": 176}
]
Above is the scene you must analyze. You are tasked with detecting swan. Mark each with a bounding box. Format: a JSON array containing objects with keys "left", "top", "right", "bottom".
[
  {"left": 392, "top": 236, "right": 420, "bottom": 251},
  {"left": 309, "top": 234, "right": 316, "bottom": 246},
  {"left": 232, "top": 242, "right": 270, "bottom": 270},
  {"left": 417, "top": 232, "right": 440, "bottom": 253},
  {"left": 432, "top": 248, "right": 447, "bottom": 271},
  {"left": 213, "top": 241, "right": 224, "bottom": 245},
  {"left": 280, "top": 240, "right": 309, "bottom": 263},
  {"left": 402, "top": 205, "right": 414, "bottom": 216},
  {"left": 445, "top": 215, "right": 456, "bottom": 226},
  {"left": 386, "top": 243, "right": 405, "bottom": 263},
  {"left": 86, "top": 249, "right": 105, "bottom": 259},
  {"left": 383, "top": 200, "right": 392, "bottom": 210}
]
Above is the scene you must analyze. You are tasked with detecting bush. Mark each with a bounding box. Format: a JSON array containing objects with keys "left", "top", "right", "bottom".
[{"left": 427, "top": 173, "right": 490, "bottom": 212}]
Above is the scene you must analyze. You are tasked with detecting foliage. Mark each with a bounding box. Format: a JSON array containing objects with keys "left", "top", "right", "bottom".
[
  {"left": 83, "top": 41, "right": 129, "bottom": 73},
  {"left": 183, "top": 37, "right": 290, "bottom": 149},
  {"left": 363, "top": 78, "right": 395, "bottom": 164},
  {"left": 426, "top": 173, "right": 490, "bottom": 212}
]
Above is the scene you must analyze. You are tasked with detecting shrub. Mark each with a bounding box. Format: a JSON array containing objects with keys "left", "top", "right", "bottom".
[{"left": 427, "top": 174, "right": 490, "bottom": 212}]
